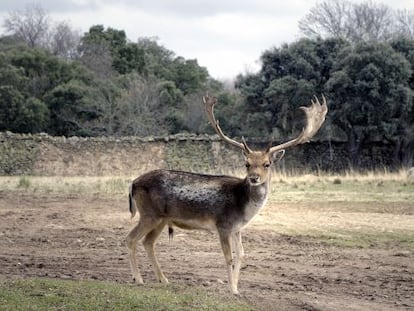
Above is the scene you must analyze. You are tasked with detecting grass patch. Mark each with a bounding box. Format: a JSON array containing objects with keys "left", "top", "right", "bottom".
[
  {"left": 269, "top": 176, "right": 414, "bottom": 203},
  {"left": 304, "top": 229, "right": 414, "bottom": 249},
  {"left": 0, "top": 176, "right": 131, "bottom": 196},
  {"left": 0, "top": 277, "right": 254, "bottom": 311},
  {"left": 17, "top": 176, "right": 31, "bottom": 189},
  {"left": 0, "top": 171, "right": 413, "bottom": 202}
]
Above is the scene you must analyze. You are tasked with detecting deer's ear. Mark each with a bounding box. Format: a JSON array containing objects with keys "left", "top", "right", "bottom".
[{"left": 271, "top": 150, "right": 285, "bottom": 163}]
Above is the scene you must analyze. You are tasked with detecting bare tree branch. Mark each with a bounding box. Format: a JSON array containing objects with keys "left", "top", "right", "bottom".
[
  {"left": 396, "top": 9, "right": 414, "bottom": 38},
  {"left": 2, "top": 3, "right": 50, "bottom": 48},
  {"left": 299, "top": 0, "right": 410, "bottom": 43},
  {"left": 50, "top": 21, "right": 81, "bottom": 59},
  {"left": 299, "top": 0, "right": 352, "bottom": 39}
]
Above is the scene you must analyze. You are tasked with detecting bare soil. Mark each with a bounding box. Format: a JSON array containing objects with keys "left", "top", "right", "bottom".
[{"left": 0, "top": 191, "right": 413, "bottom": 310}]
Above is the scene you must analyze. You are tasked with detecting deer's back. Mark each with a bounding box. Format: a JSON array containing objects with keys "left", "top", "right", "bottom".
[{"left": 131, "top": 169, "right": 248, "bottom": 222}]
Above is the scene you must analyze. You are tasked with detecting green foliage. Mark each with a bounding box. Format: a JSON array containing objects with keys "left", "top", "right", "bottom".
[
  {"left": 235, "top": 37, "right": 414, "bottom": 167},
  {"left": 10, "top": 47, "right": 72, "bottom": 97},
  {"left": 325, "top": 42, "right": 412, "bottom": 165},
  {"left": 0, "top": 24, "right": 215, "bottom": 138},
  {"left": 167, "top": 57, "right": 209, "bottom": 95},
  {"left": 0, "top": 86, "right": 49, "bottom": 132},
  {"left": 236, "top": 38, "right": 348, "bottom": 138},
  {"left": 45, "top": 80, "right": 99, "bottom": 136},
  {"left": 80, "top": 26, "right": 209, "bottom": 95}
]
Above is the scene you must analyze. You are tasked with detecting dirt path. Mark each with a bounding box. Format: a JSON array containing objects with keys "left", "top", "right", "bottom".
[{"left": 0, "top": 192, "right": 412, "bottom": 310}]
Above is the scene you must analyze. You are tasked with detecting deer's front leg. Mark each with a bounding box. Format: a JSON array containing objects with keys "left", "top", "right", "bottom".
[
  {"left": 232, "top": 231, "right": 244, "bottom": 286},
  {"left": 219, "top": 231, "right": 239, "bottom": 295}
]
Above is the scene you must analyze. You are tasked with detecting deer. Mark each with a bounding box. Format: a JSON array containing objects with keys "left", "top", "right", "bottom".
[{"left": 126, "top": 94, "right": 327, "bottom": 295}]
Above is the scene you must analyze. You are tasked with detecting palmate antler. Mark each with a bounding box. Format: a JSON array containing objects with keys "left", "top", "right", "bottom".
[
  {"left": 203, "top": 94, "right": 328, "bottom": 154},
  {"left": 269, "top": 95, "right": 328, "bottom": 153}
]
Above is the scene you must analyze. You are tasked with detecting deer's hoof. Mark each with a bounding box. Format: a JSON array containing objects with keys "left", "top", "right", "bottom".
[
  {"left": 232, "top": 288, "right": 241, "bottom": 296},
  {"left": 159, "top": 277, "right": 169, "bottom": 284},
  {"left": 132, "top": 277, "right": 144, "bottom": 285}
]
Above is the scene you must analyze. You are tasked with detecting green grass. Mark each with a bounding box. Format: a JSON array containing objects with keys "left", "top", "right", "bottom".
[
  {"left": 0, "top": 176, "right": 130, "bottom": 196},
  {"left": 269, "top": 176, "right": 414, "bottom": 203},
  {"left": 17, "top": 176, "right": 31, "bottom": 189},
  {"left": 1, "top": 171, "right": 413, "bottom": 202},
  {"left": 318, "top": 229, "right": 414, "bottom": 248},
  {"left": 0, "top": 278, "right": 254, "bottom": 311}
]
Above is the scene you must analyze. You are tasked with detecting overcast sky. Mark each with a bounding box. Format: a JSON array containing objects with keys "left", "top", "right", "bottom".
[{"left": 0, "top": 1, "right": 413, "bottom": 80}]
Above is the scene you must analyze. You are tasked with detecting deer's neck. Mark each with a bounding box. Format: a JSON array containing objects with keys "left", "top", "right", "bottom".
[
  {"left": 239, "top": 178, "right": 270, "bottom": 229},
  {"left": 248, "top": 178, "right": 269, "bottom": 202}
]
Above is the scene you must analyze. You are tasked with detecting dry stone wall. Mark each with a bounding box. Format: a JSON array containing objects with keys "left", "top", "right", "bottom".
[
  {"left": 0, "top": 132, "right": 401, "bottom": 176},
  {"left": 0, "top": 132, "right": 245, "bottom": 176}
]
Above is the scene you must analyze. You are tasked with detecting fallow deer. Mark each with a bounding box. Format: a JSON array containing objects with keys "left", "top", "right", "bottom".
[{"left": 126, "top": 94, "right": 327, "bottom": 295}]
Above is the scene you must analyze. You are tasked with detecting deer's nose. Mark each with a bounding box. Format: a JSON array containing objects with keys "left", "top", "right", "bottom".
[{"left": 249, "top": 176, "right": 260, "bottom": 184}]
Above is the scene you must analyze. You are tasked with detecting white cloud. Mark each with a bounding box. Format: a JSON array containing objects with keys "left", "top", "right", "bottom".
[{"left": 1, "top": 0, "right": 413, "bottom": 79}]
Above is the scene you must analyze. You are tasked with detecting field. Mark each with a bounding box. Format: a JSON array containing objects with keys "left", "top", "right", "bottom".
[{"left": 0, "top": 172, "right": 413, "bottom": 310}]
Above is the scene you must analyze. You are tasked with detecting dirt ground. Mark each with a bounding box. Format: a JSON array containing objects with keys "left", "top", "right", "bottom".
[{"left": 0, "top": 191, "right": 413, "bottom": 311}]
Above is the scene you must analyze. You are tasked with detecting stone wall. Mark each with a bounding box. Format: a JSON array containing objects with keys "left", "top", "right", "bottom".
[
  {"left": 0, "top": 132, "right": 402, "bottom": 176},
  {"left": 0, "top": 132, "right": 244, "bottom": 176}
]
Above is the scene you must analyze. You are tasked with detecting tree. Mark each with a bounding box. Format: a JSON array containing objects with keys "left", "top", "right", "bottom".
[
  {"left": 2, "top": 3, "right": 50, "bottom": 48},
  {"left": 347, "top": 0, "right": 394, "bottom": 42},
  {"left": 235, "top": 38, "right": 346, "bottom": 138},
  {"left": 390, "top": 37, "right": 414, "bottom": 166},
  {"left": 78, "top": 25, "right": 147, "bottom": 77},
  {"left": 263, "top": 76, "right": 314, "bottom": 137},
  {"left": 50, "top": 21, "right": 81, "bottom": 59},
  {"left": 395, "top": 9, "right": 414, "bottom": 38},
  {"left": 9, "top": 47, "right": 77, "bottom": 99},
  {"left": 2, "top": 3, "right": 82, "bottom": 61},
  {"left": 299, "top": 0, "right": 412, "bottom": 43},
  {"left": 113, "top": 43, "right": 145, "bottom": 74},
  {"left": 299, "top": 0, "right": 351, "bottom": 40},
  {"left": 0, "top": 40, "right": 116, "bottom": 136},
  {"left": 325, "top": 42, "right": 412, "bottom": 166},
  {"left": 136, "top": 37, "right": 175, "bottom": 77},
  {"left": 0, "top": 50, "right": 50, "bottom": 133},
  {"left": 45, "top": 80, "right": 101, "bottom": 136},
  {"left": 0, "top": 86, "right": 48, "bottom": 133},
  {"left": 77, "top": 25, "right": 117, "bottom": 79},
  {"left": 167, "top": 57, "right": 209, "bottom": 95},
  {"left": 110, "top": 74, "right": 171, "bottom": 136}
]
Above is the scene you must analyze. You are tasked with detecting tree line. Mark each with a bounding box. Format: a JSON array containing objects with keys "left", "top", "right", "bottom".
[
  {"left": 0, "top": 1, "right": 414, "bottom": 168},
  {"left": 0, "top": 3, "right": 219, "bottom": 137}
]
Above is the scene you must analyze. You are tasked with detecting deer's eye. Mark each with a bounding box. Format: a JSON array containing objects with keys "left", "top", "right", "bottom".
[
  {"left": 264, "top": 163, "right": 270, "bottom": 168},
  {"left": 245, "top": 163, "right": 251, "bottom": 168}
]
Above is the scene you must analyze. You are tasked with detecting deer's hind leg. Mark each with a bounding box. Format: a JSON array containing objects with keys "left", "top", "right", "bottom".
[
  {"left": 142, "top": 220, "right": 169, "bottom": 283},
  {"left": 126, "top": 217, "right": 163, "bottom": 284}
]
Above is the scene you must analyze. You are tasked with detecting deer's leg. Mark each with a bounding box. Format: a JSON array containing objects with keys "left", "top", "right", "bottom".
[
  {"left": 219, "top": 231, "right": 239, "bottom": 295},
  {"left": 232, "top": 231, "right": 244, "bottom": 286},
  {"left": 126, "top": 218, "right": 161, "bottom": 284},
  {"left": 142, "top": 221, "right": 169, "bottom": 284}
]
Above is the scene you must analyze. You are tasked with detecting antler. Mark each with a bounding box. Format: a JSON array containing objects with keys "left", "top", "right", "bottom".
[
  {"left": 203, "top": 94, "right": 252, "bottom": 153},
  {"left": 269, "top": 95, "right": 328, "bottom": 154}
]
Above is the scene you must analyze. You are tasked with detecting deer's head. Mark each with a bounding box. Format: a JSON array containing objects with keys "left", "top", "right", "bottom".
[{"left": 203, "top": 94, "right": 327, "bottom": 186}]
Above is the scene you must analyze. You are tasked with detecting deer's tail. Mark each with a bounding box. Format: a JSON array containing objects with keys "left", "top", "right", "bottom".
[{"left": 168, "top": 224, "right": 174, "bottom": 241}]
